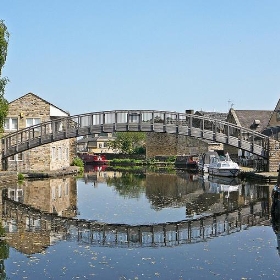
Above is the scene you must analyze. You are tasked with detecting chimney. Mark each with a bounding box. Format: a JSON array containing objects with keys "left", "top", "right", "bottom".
[{"left": 185, "top": 110, "right": 194, "bottom": 115}]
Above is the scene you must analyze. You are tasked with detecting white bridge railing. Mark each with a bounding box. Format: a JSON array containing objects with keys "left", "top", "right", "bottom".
[{"left": 1, "top": 110, "right": 270, "bottom": 158}]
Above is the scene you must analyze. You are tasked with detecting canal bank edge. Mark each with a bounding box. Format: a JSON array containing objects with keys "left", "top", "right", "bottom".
[
  {"left": 0, "top": 166, "right": 80, "bottom": 184},
  {"left": 239, "top": 166, "right": 279, "bottom": 183},
  {"left": 0, "top": 166, "right": 278, "bottom": 184}
]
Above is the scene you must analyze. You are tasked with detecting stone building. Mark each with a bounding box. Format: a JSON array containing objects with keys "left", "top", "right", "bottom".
[
  {"left": 77, "top": 133, "right": 118, "bottom": 154},
  {"left": 145, "top": 110, "right": 226, "bottom": 159},
  {"left": 3, "top": 92, "right": 76, "bottom": 172},
  {"left": 145, "top": 100, "right": 280, "bottom": 161},
  {"left": 262, "top": 98, "right": 280, "bottom": 140},
  {"left": 225, "top": 107, "right": 274, "bottom": 158},
  {"left": 226, "top": 108, "right": 273, "bottom": 135}
]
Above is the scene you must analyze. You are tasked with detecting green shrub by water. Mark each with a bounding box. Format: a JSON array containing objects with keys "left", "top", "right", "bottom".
[
  {"left": 18, "top": 173, "right": 24, "bottom": 181},
  {"left": 71, "top": 157, "right": 84, "bottom": 173}
]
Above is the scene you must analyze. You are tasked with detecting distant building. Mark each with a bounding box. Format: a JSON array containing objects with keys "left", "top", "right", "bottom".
[
  {"left": 146, "top": 110, "right": 227, "bottom": 158},
  {"left": 3, "top": 93, "right": 76, "bottom": 172},
  {"left": 262, "top": 98, "right": 280, "bottom": 140},
  {"left": 194, "top": 110, "right": 228, "bottom": 151},
  {"left": 194, "top": 110, "right": 228, "bottom": 124},
  {"left": 223, "top": 99, "right": 280, "bottom": 165},
  {"left": 145, "top": 101, "right": 280, "bottom": 160},
  {"left": 226, "top": 108, "right": 273, "bottom": 134},
  {"left": 77, "top": 133, "right": 119, "bottom": 154}
]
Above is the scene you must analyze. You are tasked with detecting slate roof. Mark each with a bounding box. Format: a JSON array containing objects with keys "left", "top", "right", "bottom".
[
  {"left": 231, "top": 109, "right": 273, "bottom": 133},
  {"left": 267, "top": 98, "right": 280, "bottom": 127}
]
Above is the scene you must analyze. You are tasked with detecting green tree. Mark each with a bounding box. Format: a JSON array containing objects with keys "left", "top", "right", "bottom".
[
  {"left": 108, "top": 132, "right": 146, "bottom": 154},
  {"left": 0, "top": 20, "right": 9, "bottom": 133}
]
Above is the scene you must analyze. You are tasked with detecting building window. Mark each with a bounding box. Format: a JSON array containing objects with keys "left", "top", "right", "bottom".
[
  {"left": 65, "top": 182, "right": 69, "bottom": 196},
  {"left": 9, "top": 153, "right": 23, "bottom": 161},
  {"left": 26, "top": 118, "right": 41, "bottom": 130},
  {"left": 58, "top": 147, "right": 62, "bottom": 160},
  {"left": 58, "top": 185, "right": 62, "bottom": 198},
  {"left": 52, "top": 186, "right": 56, "bottom": 200},
  {"left": 99, "top": 143, "right": 102, "bottom": 148},
  {"left": 52, "top": 147, "right": 56, "bottom": 161},
  {"left": 4, "top": 118, "right": 18, "bottom": 131},
  {"left": 55, "top": 121, "right": 63, "bottom": 132}
]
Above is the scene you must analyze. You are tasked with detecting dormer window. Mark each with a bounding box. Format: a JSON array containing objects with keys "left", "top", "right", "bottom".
[{"left": 253, "top": 120, "right": 260, "bottom": 126}]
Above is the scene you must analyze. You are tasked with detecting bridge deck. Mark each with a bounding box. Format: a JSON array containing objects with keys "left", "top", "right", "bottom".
[{"left": 2, "top": 110, "right": 269, "bottom": 159}]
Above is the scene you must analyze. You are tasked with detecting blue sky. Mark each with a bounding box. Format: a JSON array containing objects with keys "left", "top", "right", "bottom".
[{"left": 1, "top": 0, "right": 279, "bottom": 115}]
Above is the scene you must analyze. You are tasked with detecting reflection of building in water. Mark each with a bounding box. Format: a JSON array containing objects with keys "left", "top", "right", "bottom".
[
  {"left": 6, "top": 177, "right": 77, "bottom": 217},
  {"left": 0, "top": 172, "right": 273, "bottom": 255},
  {"left": 84, "top": 170, "right": 122, "bottom": 186},
  {"left": 146, "top": 172, "right": 203, "bottom": 209},
  {"left": 6, "top": 186, "right": 23, "bottom": 203},
  {"left": 145, "top": 172, "right": 270, "bottom": 217},
  {"left": 2, "top": 177, "right": 77, "bottom": 254}
]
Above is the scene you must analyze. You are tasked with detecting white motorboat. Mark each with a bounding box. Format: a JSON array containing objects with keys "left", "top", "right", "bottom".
[
  {"left": 208, "top": 153, "right": 240, "bottom": 177},
  {"left": 198, "top": 151, "right": 219, "bottom": 173},
  {"left": 198, "top": 175, "right": 241, "bottom": 202}
]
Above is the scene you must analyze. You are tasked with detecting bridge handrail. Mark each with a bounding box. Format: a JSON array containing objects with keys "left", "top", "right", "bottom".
[
  {"left": 1, "top": 110, "right": 269, "bottom": 139},
  {"left": 1, "top": 110, "right": 270, "bottom": 159}
]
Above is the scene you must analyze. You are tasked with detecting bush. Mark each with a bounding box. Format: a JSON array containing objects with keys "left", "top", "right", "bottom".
[
  {"left": 167, "top": 156, "right": 176, "bottom": 162},
  {"left": 71, "top": 157, "right": 84, "bottom": 173},
  {"left": 71, "top": 157, "right": 84, "bottom": 167},
  {"left": 18, "top": 173, "right": 24, "bottom": 181}
]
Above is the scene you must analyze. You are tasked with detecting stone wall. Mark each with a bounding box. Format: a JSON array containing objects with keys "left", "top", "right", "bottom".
[
  {"left": 0, "top": 171, "right": 17, "bottom": 186},
  {"left": 50, "top": 139, "right": 73, "bottom": 170},
  {"left": 8, "top": 93, "right": 51, "bottom": 124},
  {"left": 268, "top": 139, "right": 280, "bottom": 172},
  {"left": 146, "top": 132, "right": 210, "bottom": 158}
]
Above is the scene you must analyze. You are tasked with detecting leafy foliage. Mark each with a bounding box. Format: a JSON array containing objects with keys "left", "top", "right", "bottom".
[
  {"left": 0, "top": 20, "right": 9, "bottom": 77},
  {"left": 108, "top": 132, "right": 146, "bottom": 154},
  {"left": 0, "top": 95, "right": 8, "bottom": 133},
  {"left": 71, "top": 157, "right": 84, "bottom": 167},
  {"left": 18, "top": 172, "right": 25, "bottom": 181},
  {"left": 71, "top": 156, "right": 84, "bottom": 173},
  {"left": 0, "top": 20, "right": 9, "bottom": 133},
  {"left": 106, "top": 172, "right": 146, "bottom": 198}
]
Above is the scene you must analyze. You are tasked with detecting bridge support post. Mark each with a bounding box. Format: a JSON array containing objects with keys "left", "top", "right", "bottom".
[
  {"left": 1, "top": 157, "right": 7, "bottom": 171},
  {"left": 268, "top": 139, "right": 280, "bottom": 172}
]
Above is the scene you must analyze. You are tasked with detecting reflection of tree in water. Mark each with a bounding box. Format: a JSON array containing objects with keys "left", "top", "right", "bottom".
[
  {"left": 186, "top": 193, "right": 221, "bottom": 215},
  {"left": 145, "top": 173, "right": 199, "bottom": 210},
  {"left": 106, "top": 172, "right": 146, "bottom": 198},
  {"left": 186, "top": 192, "right": 240, "bottom": 215},
  {"left": 0, "top": 224, "right": 9, "bottom": 280}
]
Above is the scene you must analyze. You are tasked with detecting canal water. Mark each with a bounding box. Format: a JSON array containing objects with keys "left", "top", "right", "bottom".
[{"left": 1, "top": 167, "right": 280, "bottom": 279}]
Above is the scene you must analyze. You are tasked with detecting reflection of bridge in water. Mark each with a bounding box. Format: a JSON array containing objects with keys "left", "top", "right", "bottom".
[{"left": 3, "top": 194, "right": 270, "bottom": 249}]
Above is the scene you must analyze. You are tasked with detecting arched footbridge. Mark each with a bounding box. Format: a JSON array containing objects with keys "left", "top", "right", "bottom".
[{"left": 1, "top": 110, "right": 279, "bottom": 170}]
